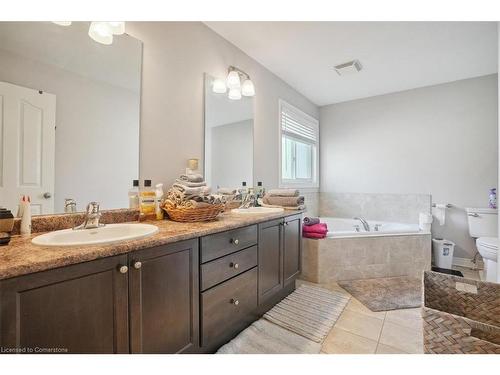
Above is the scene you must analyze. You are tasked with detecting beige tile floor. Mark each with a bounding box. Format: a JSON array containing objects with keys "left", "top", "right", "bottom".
[{"left": 298, "top": 267, "right": 481, "bottom": 354}]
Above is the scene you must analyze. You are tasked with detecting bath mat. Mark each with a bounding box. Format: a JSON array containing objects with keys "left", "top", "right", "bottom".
[
  {"left": 338, "top": 276, "right": 422, "bottom": 312},
  {"left": 263, "top": 284, "right": 350, "bottom": 343},
  {"left": 216, "top": 319, "right": 322, "bottom": 354}
]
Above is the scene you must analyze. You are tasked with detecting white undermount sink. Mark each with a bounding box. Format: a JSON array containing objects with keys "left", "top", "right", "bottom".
[
  {"left": 31, "top": 223, "right": 159, "bottom": 247},
  {"left": 231, "top": 207, "right": 284, "bottom": 215}
]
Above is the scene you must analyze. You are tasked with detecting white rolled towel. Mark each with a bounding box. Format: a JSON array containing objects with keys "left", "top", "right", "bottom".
[{"left": 432, "top": 204, "right": 446, "bottom": 226}]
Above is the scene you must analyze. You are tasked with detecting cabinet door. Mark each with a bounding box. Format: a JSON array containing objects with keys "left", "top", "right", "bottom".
[
  {"left": 283, "top": 214, "right": 302, "bottom": 286},
  {"left": 258, "top": 219, "right": 283, "bottom": 305},
  {"left": 129, "top": 239, "right": 199, "bottom": 354},
  {"left": 0, "top": 255, "right": 129, "bottom": 353}
]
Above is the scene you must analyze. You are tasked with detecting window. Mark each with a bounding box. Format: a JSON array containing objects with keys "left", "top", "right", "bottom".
[{"left": 279, "top": 100, "right": 319, "bottom": 188}]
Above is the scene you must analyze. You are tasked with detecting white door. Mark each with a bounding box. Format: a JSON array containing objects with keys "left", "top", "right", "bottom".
[{"left": 0, "top": 81, "right": 56, "bottom": 215}]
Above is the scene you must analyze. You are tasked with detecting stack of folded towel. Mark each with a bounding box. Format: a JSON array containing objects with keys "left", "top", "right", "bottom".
[
  {"left": 302, "top": 217, "right": 328, "bottom": 239},
  {"left": 261, "top": 189, "right": 305, "bottom": 210},
  {"left": 164, "top": 174, "right": 225, "bottom": 209}
]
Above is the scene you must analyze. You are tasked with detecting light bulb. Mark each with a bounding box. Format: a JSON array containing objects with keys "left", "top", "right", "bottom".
[
  {"left": 228, "top": 88, "right": 242, "bottom": 100},
  {"left": 241, "top": 79, "right": 255, "bottom": 97},
  {"left": 88, "top": 22, "right": 113, "bottom": 45},
  {"left": 107, "top": 22, "right": 125, "bottom": 35},
  {"left": 212, "top": 78, "right": 227, "bottom": 94},
  {"left": 226, "top": 70, "right": 241, "bottom": 89},
  {"left": 52, "top": 21, "right": 72, "bottom": 26}
]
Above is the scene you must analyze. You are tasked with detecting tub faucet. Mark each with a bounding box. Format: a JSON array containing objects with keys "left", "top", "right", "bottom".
[
  {"left": 354, "top": 217, "right": 370, "bottom": 232},
  {"left": 74, "top": 202, "right": 105, "bottom": 230}
]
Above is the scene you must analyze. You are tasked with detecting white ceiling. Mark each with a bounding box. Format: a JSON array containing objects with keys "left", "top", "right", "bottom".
[
  {"left": 205, "top": 22, "right": 498, "bottom": 106},
  {"left": 0, "top": 22, "right": 142, "bottom": 92}
]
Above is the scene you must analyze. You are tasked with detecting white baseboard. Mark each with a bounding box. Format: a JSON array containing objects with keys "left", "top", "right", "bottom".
[{"left": 452, "top": 257, "right": 477, "bottom": 270}]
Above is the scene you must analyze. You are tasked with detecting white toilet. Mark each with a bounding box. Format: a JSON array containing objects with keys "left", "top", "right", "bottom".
[{"left": 466, "top": 208, "right": 498, "bottom": 282}]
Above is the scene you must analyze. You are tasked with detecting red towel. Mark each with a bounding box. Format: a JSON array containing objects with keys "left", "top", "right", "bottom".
[
  {"left": 303, "top": 232, "right": 327, "bottom": 239},
  {"left": 302, "top": 223, "right": 328, "bottom": 234}
]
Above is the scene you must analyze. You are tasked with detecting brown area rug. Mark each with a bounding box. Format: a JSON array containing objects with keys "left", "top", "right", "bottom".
[{"left": 338, "top": 276, "right": 422, "bottom": 311}]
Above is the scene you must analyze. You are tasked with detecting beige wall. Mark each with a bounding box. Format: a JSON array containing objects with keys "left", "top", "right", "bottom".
[
  {"left": 126, "top": 22, "right": 319, "bottom": 189},
  {"left": 320, "top": 75, "right": 498, "bottom": 260}
]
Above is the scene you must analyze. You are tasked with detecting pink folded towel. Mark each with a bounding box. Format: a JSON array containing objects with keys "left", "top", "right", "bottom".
[
  {"left": 303, "top": 232, "right": 327, "bottom": 239},
  {"left": 302, "top": 223, "right": 328, "bottom": 234}
]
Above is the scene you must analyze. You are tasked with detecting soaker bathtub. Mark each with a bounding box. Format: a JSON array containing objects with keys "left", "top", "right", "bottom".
[
  {"left": 322, "top": 217, "right": 421, "bottom": 238},
  {"left": 301, "top": 217, "right": 431, "bottom": 282}
]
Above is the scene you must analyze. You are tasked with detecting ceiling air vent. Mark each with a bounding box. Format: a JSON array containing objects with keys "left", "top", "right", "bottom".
[{"left": 334, "top": 60, "right": 363, "bottom": 76}]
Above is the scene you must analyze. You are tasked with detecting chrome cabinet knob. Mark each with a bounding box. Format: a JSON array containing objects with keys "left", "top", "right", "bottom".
[
  {"left": 43, "top": 192, "right": 52, "bottom": 199},
  {"left": 133, "top": 261, "right": 142, "bottom": 269},
  {"left": 230, "top": 262, "right": 239, "bottom": 269},
  {"left": 232, "top": 238, "right": 239, "bottom": 245},
  {"left": 231, "top": 298, "right": 239, "bottom": 306},
  {"left": 119, "top": 265, "right": 128, "bottom": 274}
]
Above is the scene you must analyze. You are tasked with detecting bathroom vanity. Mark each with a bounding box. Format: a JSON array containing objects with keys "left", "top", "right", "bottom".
[{"left": 0, "top": 212, "right": 302, "bottom": 354}]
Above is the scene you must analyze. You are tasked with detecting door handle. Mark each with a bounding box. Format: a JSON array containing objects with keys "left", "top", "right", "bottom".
[{"left": 43, "top": 192, "right": 52, "bottom": 199}]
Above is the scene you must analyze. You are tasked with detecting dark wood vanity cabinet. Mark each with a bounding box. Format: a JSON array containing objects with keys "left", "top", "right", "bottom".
[
  {"left": 258, "top": 214, "right": 302, "bottom": 306},
  {"left": 128, "top": 239, "right": 199, "bottom": 354},
  {"left": 283, "top": 215, "right": 302, "bottom": 286},
  {"left": 0, "top": 214, "right": 302, "bottom": 354},
  {"left": 0, "top": 240, "right": 199, "bottom": 354},
  {"left": 0, "top": 254, "right": 130, "bottom": 353}
]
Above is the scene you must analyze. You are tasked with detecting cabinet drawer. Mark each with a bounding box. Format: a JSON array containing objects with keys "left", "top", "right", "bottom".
[
  {"left": 201, "top": 267, "right": 258, "bottom": 348},
  {"left": 200, "top": 225, "right": 257, "bottom": 263},
  {"left": 201, "top": 246, "right": 257, "bottom": 291}
]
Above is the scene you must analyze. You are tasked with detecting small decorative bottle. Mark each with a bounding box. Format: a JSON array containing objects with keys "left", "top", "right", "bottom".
[{"left": 488, "top": 188, "right": 497, "bottom": 209}]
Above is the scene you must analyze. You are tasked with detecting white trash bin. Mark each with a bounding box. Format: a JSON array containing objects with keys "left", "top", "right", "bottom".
[{"left": 432, "top": 238, "right": 455, "bottom": 269}]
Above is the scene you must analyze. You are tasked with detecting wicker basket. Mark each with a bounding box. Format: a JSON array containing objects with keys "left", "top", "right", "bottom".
[
  {"left": 163, "top": 204, "right": 224, "bottom": 222},
  {"left": 422, "top": 271, "right": 500, "bottom": 354}
]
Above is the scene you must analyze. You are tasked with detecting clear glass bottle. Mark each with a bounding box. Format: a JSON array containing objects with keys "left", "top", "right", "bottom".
[
  {"left": 255, "top": 181, "right": 265, "bottom": 206},
  {"left": 128, "top": 179, "right": 140, "bottom": 209},
  {"left": 239, "top": 181, "right": 248, "bottom": 202}
]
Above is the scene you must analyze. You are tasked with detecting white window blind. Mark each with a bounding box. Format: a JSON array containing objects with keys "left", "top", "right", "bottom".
[
  {"left": 281, "top": 103, "right": 319, "bottom": 143},
  {"left": 279, "top": 100, "right": 319, "bottom": 188}
]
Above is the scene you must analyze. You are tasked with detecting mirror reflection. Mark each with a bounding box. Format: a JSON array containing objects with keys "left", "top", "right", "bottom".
[
  {"left": 204, "top": 74, "right": 254, "bottom": 192},
  {"left": 0, "top": 22, "right": 142, "bottom": 215}
]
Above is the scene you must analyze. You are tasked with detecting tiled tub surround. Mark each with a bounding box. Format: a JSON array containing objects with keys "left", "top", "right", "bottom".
[
  {"left": 302, "top": 233, "right": 431, "bottom": 282},
  {"left": 304, "top": 192, "right": 432, "bottom": 224}
]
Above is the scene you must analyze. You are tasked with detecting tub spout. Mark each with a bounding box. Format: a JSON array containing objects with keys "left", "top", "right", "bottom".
[{"left": 353, "top": 217, "right": 370, "bottom": 231}]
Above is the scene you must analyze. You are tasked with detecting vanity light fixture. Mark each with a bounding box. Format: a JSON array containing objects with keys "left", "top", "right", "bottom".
[
  {"left": 226, "top": 70, "right": 241, "bottom": 89},
  {"left": 241, "top": 79, "right": 255, "bottom": 97},
  {"left": 52, "top": 21, "right": 72, "bottom": 26},
  {"left": 228, "top": 88, "right": 242, "bottom": 100},
  {"left": 52, "top": 21, "right": 126, "bottom": 45},
  {"left": 88, "top": 22, "right": 114, "bottom": 45},
  {"left": 212, "top": 66, "right": 255, "bottom": 100},
  {"left": 107, "top": 22, "right": 125, "bottom": 35}
]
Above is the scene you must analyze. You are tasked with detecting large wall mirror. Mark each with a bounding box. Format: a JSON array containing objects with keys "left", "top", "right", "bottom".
[
  {"left": 204, "top": 73, "right": 254, "bottom": 191},
  {"left": 0, "top": 22, "right": 142, "bottom": 215}
]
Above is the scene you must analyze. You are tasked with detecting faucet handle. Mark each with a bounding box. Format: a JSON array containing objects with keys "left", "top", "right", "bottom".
[{"left": 87, "top": 202, "right": 100, "bottom": 214}]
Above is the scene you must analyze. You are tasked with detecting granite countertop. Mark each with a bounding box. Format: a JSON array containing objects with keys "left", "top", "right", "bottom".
[{"left": 0, "top": 211, "right": 301, "bottom": 281}]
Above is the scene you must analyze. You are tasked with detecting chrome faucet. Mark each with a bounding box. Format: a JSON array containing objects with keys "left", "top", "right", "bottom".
[
  {"left": 74, "top": 202, "right": 104, "bottom": 230},
  {"left": 64, "top": 198, "right": 77, "bottom": 213},
  {"left": 353, "top": 216, "right": 370, "bottom": 232}
]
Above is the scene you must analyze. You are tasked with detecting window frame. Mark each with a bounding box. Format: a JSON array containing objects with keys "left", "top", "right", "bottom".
[{"left": 278, "top": 99, "right": 319, "bottom": 189}]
